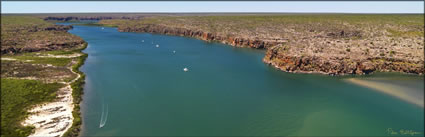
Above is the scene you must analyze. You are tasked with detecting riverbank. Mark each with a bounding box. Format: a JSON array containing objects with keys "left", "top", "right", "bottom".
[
  {"left": 21, "top": 68, "right": 79, "bottom": 136},
  {"left": 63, "top": 46, "right": 88, "bottom": 137},
  {"left": 1, "top": 45, "right": 87, "bottom": 137},
  {"left": 23, "top": 46, "right": 87, "bottom": 137},
  {"left": 96, "top": 14, "right": 424, "bottom": 75},
  {"left": 1, "top": 47, "right": 87, "bottom": 136},
  {"left": 1, "top": 16, "right": 87, "bottom": 137}
]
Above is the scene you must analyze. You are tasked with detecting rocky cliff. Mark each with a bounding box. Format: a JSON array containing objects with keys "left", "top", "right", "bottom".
[
  {"left": 44, "top": 16, "right": 115, "bottom": 21},
  {"left": 119, "top": 24, "right": 284, "bottom": 49},
  {"left": 263, "top": 45, "right": 424, "bottom": 75},
  {"left": 100, "top": 15, "right": 424, "bottom": 75},
  {"left": 42, "top": 14, "right": 152, "bottom": 22},
  {"left": 1, "top": 16, "right": 85, "bottom": 54}
]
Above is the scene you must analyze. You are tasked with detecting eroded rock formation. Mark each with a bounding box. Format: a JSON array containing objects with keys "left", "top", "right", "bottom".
[
  {"left": 119, "top": 24, "right": 285, "bottom": 49},
  {"left": 113, "top": 20, "right": 424, "bottom": 75}
]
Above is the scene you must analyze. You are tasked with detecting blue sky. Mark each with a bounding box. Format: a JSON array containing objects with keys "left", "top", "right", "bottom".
[{"left": 2, "top": 2, "right": 424, "bottom": 13}]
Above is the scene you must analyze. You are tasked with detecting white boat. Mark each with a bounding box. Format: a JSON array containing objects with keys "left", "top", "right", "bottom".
[
  {"left": 142, "top": 40, "right": 144, "bottom": 42},
  {"left": 183, "top": 68, "right": 189, "bottom": 72},
  {"left": 173, "top": 50, "right": 176, "bottom": 53},
  {"left": 156, "top": 44, "right": 159, "bottom": 48},
  {"left": 101, "top": 27, "right": 104, "bottom": 29}
]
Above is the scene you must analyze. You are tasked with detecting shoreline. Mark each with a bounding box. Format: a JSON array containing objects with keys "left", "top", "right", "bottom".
[
  {"left": 21, "top": 77, "right": 78, "bottom": 137},
  {"left": 96, "top": 22, "right": 423, "bottom": 76},
  {"left": 94, "top": 15, "right": 423, "bottom": 76},
  {"left": 20, "top": 43, "right": 88, "bottom": 137},
  {"left": 139, "top": 27, "right": 423, "bottom": 76},
  {"left": 63, "top": 44, "right": 88, "bottom": 137}
]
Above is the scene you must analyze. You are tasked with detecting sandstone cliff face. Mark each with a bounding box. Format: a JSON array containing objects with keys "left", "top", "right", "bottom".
[
  {"left": 1, "top": 24, "right": 85, "bottom": 54},
  {"left": 43, "top": 15, "right": 147, "bottom": 22},
  {"left": 116, "top": 23, "right": 423, "bottom": 75},
  {"left": 43, "top": 25, "right": 73, "bottom": 31},
  {"left": 263, "top": 45, "right": 424, "bottom": 75},
  {"left": 119, "top": 24, "right": 282, "bottom": 49},
  {"left": 99, "top": 15, "right": 424, "bottom": 75},
  {"left": 2, "top": 41, "right": 85, "bottom": 54},
  {"left": 44, "top": 16, "right": 114, "bottom": 21}
]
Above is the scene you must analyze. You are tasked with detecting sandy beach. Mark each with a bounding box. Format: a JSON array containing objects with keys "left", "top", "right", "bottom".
[
  {"left": 21, "top": 85, "right": 74, "bottom": 137},
  {"left": 37, "top": 53, "right": 83, "bottom": 58},
  {"left": 21, "top": 54, "right": 82, "bottom": 137},
  {"left": 1, "top": 57, "right": 17, "bottom": 61}
]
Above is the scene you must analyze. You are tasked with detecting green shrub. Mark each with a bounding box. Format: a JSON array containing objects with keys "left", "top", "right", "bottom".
[
  {"left": 1, "top": 78, "right": 63, "bottom": 137},
  {"left": 63, "top": 43, "right": 88, "bottom": 137}
]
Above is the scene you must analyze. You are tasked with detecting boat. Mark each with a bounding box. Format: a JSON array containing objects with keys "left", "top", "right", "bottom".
[
  {"left": 183, "top": 68, "right": 189, "bottom": 72},
  {"left": 99, "top": 103, "right": 108, "bottom": 128}
]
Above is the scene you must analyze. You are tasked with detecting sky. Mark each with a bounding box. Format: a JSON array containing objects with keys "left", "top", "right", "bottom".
[{"left": 1, "top": 2, "right": 424, "bottom": 14}]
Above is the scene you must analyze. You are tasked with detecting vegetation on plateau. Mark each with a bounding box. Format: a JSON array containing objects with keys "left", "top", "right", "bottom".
[
  {"left": 100, "top": 14, "right": 424, "bottom": 38},
  {"left": 1, "top": 16, "right": 84, "bottom": 54}
]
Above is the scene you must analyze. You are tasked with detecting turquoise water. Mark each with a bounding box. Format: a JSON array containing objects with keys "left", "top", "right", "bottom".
[{"left": 64, "top": 24, "right": 424, "bottom": 136}]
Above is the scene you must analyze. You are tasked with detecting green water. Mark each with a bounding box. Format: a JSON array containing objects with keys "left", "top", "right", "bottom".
[{"left": 64, "top": 24, "right": 424, "bottom": 136}]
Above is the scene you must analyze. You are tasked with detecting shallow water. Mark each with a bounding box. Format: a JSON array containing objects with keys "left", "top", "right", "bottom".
[{"left": 63, "top": 23, "right": 424, "bottom": 136}]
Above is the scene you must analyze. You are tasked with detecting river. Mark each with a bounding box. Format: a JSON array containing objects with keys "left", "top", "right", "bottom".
[{"left": 62, "top": 23, "right": 423, "bottom": 136}]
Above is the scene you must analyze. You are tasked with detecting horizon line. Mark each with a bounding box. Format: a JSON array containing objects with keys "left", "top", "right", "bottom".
[{"left": 2, "top": 12, "right": 424, "bottom": 14}]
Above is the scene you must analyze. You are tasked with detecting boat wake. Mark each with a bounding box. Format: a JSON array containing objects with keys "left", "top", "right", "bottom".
[{"left": 99, "top": 103, "right": 109, "bottom": 128}]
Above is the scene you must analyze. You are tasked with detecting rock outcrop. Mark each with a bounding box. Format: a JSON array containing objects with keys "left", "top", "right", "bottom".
[
  {"left": 1, "top": 18, "right": 85, "bottom": 55},
  {"left": 119, "top": 24, "right": 284, "bottom": 49},
  {"left": 263, "top": 45, "right": 424, "bottom": 75},
  {"left": 44, "top": 16, "right": 115, "bottom": 21},
  {"left": 43, "top": 14, "right": 150, "bottom": 22},
  {"left": 1, "top": 41, "right": 85, "bottom": 54},
  {"left": 115, "top": 24, "right": 423, "bottom": 75},
  {"left": 100, "top": 15, "right": 424, "bottom": 75}
]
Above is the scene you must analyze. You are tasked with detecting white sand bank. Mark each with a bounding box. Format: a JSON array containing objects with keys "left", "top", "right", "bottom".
[
  {"left": 38, "top": 53, "right": 82, "bottom": 58},
  {"left": 346, "top": 78, "right": 424, "bottom": 108},
  {"left": 21, "top": 55, "right": 82, "bottom": 137},
  {"left": 22, "top": 85, "right": 74, "bottom": 137},
  {"left": 1, "top": 57, "right": 17, "bottom": 61}
]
